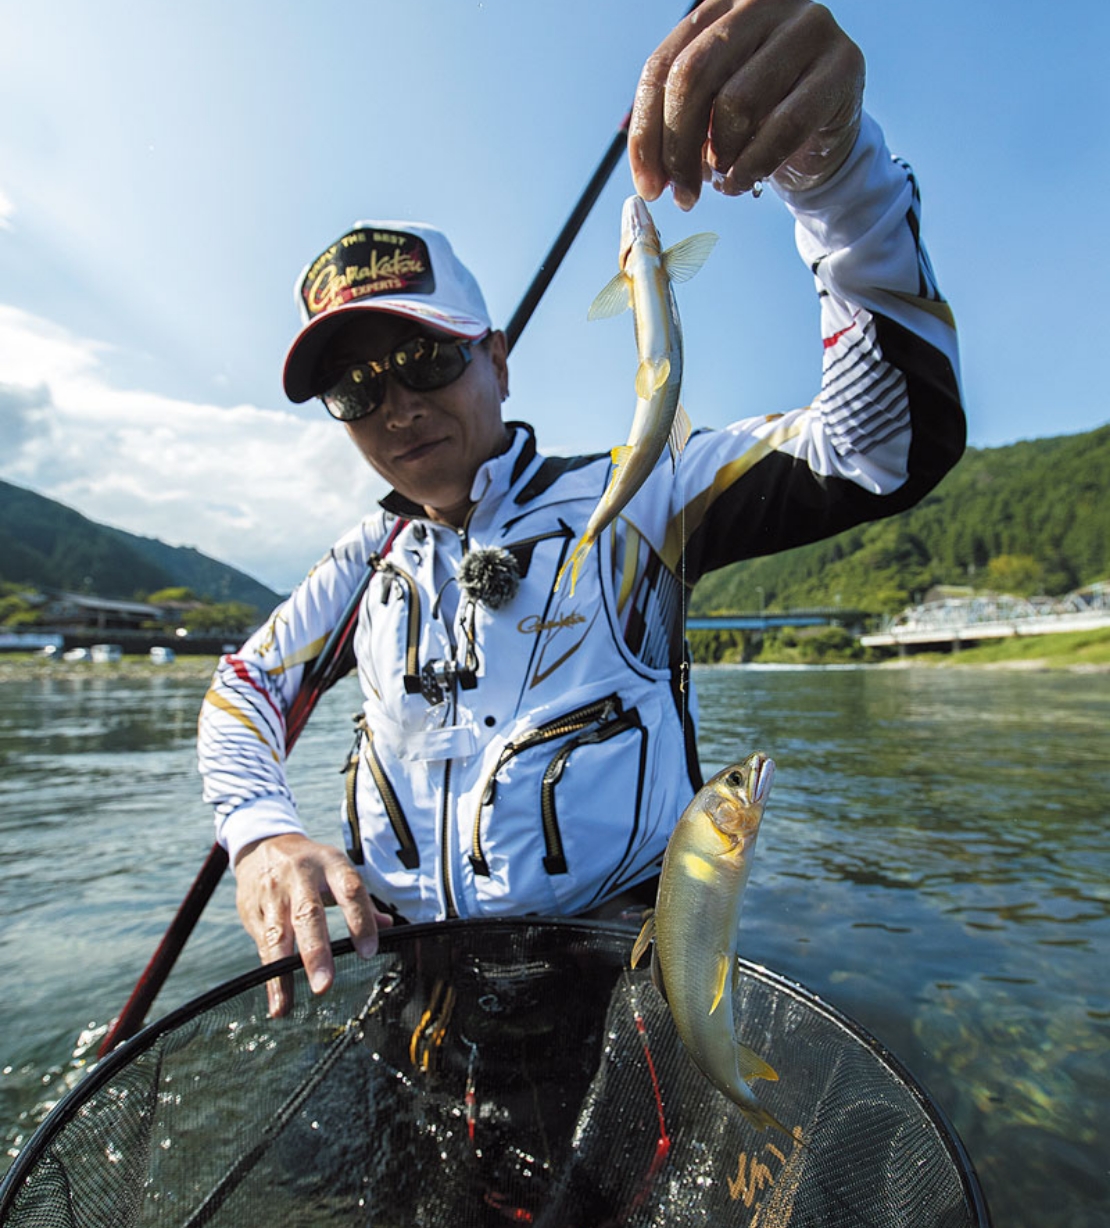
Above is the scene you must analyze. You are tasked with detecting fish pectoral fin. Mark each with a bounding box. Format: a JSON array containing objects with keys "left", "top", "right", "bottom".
[
  {"left": 634, "top": 356, "right": 671, "bottom": 400},
  {"left": 736, "top": 1043, "right": 780, "bottom": 1085},
  {"left": 662, "top": 232, "right": 718, "bottom": 283},
  {"left": 667, "top": 403, "right": 692, "bottom": 466},
  {"left": 630, "top": 910, "right": 655, "bottom": 969},
  {"left": 709, "top": 952, "right": 730, "bottom": 1015},
  {"left": 609, "top": 443, "right": 634, "bottom": 474},
  {"left": 588, "top": 270, "right": 633, "bottom": 320}
]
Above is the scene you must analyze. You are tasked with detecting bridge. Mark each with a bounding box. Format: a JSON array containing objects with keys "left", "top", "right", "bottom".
[
  {"left": 688, "top": 608, "right": 858, "bottom": 632},
  {"left": 860, "top": 584, "right": 1110, "bottom": 649}
]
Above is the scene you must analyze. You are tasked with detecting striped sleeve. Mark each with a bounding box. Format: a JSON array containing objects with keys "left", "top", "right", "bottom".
[
  {"left": 666, "top": 110, "right": 964, "bottom": 580},
  {"left": 196, "top": 517, "right": 384, "bottom": 865}
]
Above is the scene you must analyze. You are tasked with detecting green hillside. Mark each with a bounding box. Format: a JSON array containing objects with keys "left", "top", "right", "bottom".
[
  {"left": 690, "top": 423, "right": 1110, "bottom": 616},
  {"left": 0, "top": 479, "right": 282, "bottom": 611},
  {"left": 3, "top": 422, "right": 1107, "bottom": 622}
]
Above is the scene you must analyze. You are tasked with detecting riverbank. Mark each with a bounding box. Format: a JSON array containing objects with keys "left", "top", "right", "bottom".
[
  {"left": 0, "top": 654, "right": 221, "bottom": 683},
  {"left": 871, "top": 625, "right": 1110, "bottom": 671},
  {"left": 4, "top": 625, "right": 1110, "bottom": 683}
]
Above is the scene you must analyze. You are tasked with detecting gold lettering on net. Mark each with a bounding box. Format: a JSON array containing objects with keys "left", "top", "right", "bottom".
[
  {"left": 727, "top": 1151, "right": 776, "bottom": 1209},
  {"left": 743, "top": 1127, "right": 807, "bottom": 1228}
]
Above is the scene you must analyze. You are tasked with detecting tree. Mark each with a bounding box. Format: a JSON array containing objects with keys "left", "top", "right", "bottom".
[
  {"left": 984, "top": 554, "right": 1044, "bottom": 596},
  {"left": 180, "top": 601, "right": 258, "bottom": 636}
]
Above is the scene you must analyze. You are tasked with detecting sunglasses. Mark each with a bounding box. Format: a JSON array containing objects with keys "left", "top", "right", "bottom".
[{"left": 320, "top": 333, "right": 485, "bottom": 422}]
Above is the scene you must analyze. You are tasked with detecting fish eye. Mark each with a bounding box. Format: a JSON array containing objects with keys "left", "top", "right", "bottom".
[{"left": 725, "top": 770, "right": 744, "bottom": 788}]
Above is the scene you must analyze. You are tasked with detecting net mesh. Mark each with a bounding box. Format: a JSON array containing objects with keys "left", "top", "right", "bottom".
[{"left": 0, "top": 920, "right": 989, "bottom": 1227}]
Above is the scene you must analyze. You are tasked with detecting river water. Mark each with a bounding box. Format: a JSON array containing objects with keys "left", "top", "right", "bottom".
[{"left": 1, "top": 662, "right": 1107, "bottom": 1225}]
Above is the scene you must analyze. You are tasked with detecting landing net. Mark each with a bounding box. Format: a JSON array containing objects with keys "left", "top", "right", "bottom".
[{"left": 0, "top": 919, "right": 989, "bottom": 1227}]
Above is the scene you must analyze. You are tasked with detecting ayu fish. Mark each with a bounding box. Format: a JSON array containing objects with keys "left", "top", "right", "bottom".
[
  {"left": 554, "top": 195, "right": 717, "bottom": 595},
  {"left": 632, "top": 753, "right": 793, "bottom": 1137}
]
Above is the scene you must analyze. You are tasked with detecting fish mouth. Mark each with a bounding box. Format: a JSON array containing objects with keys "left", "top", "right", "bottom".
[
  {"left": 620, "top": 194, "right": 661, "bottom": 262},
  {"left": 725, "top": 752, "right": 774, "bottom": 807},
  {"left": 746, "top": 752, "right": 775, "bottom": 805}
]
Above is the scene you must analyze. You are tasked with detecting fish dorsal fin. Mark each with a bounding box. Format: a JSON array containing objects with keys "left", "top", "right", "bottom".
[
  {"left": 709, "top": 952, "right": 730, "bottom": 1015},
  {"left": 668, "top": 403, "right": 692, "bottom": 465},
  {"left": 630, "top": 909, "right": 655, "bottom": 968},
  {"left": 588, "top": 270, "right": 633, "bottom": 320},
  {"left": 736, "top": 1043, "right": 780, "bottom": 1085},
  {"left": 635, "top": 356, "right": 671, "bottom": 400},
  {"left": 662, "top": 232, "right": 718, "bottom": 283}
]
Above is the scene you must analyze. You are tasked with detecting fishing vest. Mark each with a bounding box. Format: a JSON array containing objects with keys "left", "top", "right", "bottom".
[{"left": 342, "top": 424, "right": 700, "bottom": 922}]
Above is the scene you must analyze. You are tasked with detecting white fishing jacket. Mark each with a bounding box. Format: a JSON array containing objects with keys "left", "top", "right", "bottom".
[{"left": 199, "top": 113, "right": 964, "bottom": 923}]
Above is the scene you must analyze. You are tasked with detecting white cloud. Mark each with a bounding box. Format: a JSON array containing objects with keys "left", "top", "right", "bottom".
[
  {"left": 0, "top": 187, "right": 13, "bottom": 229},
  {"left": 0, "top": 305, "right": 386, "bottom": 593}
]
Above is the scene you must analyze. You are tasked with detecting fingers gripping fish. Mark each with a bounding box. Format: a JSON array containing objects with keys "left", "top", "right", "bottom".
[
  {"left": 632, "top": 753, "right": 794, "bottom": 1139},
  {"left": 554, "top": 196, "right": 717, "bottom": 595}
]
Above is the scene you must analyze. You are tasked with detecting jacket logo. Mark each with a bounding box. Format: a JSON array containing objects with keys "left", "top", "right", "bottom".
[
  {"left": 517, "top": 612, "right": 586, "bottom": 635},
  {"left": 524, "top": 606, "right": 599, "bottom": 689}
]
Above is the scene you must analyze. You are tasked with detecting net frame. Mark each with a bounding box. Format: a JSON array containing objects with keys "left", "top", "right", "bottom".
[{"left": 1, "top": 919, "right": 991, "bottom": 1227}]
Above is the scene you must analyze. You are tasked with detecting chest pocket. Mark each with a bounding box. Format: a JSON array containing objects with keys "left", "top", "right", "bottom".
[{"left": 468, "top": 694, "right": 646, "bottom": 881}]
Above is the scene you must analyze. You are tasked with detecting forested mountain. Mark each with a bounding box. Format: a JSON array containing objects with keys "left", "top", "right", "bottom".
[
  {"left": 3, "top": 422, "right": 1107, "bottom": 619},
  {"left": 0, "top": 479, "right": 282, "bottom": 611},
  {"left": 690, "top": 424, "right": 1110, "bottom": 616}
]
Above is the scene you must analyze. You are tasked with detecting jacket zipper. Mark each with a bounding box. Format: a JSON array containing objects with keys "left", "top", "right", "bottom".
[
  {"left": 469, "top": 695, "right": 621, "bottom": 877},
  {"left": 540, "top": 709, "right": 641, "bottom": 874},
  {"left": 368, "top": 553, "right": 423, "bottom": 692},
  {"left": 441, "top": 758, "right": 458, "bottom": 917},
  {"left": 342, "top": 718, "right": 366, "bottom": 865},
  {"left": 344, "top": 723, "right": 420, "bottom": 870}
]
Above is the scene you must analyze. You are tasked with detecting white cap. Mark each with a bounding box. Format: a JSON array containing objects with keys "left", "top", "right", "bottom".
[{"left": 282, "top": 220, "right": 492, "bottom": 403}]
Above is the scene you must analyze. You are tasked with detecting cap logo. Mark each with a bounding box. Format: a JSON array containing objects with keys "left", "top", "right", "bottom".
[{"left": 301, "top": 229, "right": 435, "bottom": 320}]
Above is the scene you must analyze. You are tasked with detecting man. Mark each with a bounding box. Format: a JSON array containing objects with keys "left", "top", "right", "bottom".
[{"left": 199, "top": 0, "right": 964, "bottom": 1016}]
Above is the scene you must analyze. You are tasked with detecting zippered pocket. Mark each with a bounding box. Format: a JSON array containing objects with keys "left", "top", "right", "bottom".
[
  {"left": 468, "top": 695, "right": 624, "bottom": 877},
  {"left": 540, "top": 707, "right": 644, "bottom": 874},
  {"left": 368, "top": 553, "right": 425, "bottom": 696},
  {"left": 345, "top": 723, "right": 421, "bottom": 870}
]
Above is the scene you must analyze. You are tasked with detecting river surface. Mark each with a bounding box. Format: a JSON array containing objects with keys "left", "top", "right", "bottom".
[{"left": 1, "top": 663, "right": 1107, "bottom": 1225}]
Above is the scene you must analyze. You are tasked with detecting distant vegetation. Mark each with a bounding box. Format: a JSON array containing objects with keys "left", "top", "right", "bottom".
[
  {"left": 3, "top": 425, "right": 1107, "bottom": 660},
  {"left": 690, "top": 424, "right": 1110, "bottom": 618},
  {"left": 0, "top": 478, "right": 282, "bottom": 610}
]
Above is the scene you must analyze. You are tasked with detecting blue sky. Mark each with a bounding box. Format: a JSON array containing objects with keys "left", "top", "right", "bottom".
[{"left": 1, "top": 0, "right": 1106, "bottom": 593}]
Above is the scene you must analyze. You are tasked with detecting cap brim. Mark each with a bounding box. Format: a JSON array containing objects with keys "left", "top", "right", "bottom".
[{"left": 282, "top": 300, "right": 490, "bottom": 403}]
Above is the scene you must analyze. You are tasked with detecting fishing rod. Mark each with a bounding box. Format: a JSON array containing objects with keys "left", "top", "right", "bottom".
[
  {"left": 96, "top": 567, "right": 380, "bottom": 1057},
  {"left": 97, "top": 11, "right": 699, "bottom": 1055},
  {"left": 505, "top": 0, "right": 703, "bottom": 350}
]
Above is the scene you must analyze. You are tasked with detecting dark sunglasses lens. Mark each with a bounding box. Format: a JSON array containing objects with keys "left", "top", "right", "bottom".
[
  {"left": 395, "top": 338, "right": 470, "bottom": 390},
  {"left": 322, "top": 367, "right": 384, "bottom": 421},
  {"left": 321, "top": 336, "right": 475, "bottom": 420}
]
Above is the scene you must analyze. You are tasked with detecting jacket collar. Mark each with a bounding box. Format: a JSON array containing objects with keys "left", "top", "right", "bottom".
[{"left": 378, "top": 422, "right": 539, "bottom": 520}]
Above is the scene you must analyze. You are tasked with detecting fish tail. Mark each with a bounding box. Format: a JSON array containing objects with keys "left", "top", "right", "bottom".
[
  {"left": 554, "top": 532, "right": 595, "bottom": 596},
  {"left": 738, "top": 1101, "right": 800, "bottom": 1144}
]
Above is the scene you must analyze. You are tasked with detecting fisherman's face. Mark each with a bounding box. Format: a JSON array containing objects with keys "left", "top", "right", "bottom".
[{"left": 318, "top": 316, "right": 510, "bottom": 526}]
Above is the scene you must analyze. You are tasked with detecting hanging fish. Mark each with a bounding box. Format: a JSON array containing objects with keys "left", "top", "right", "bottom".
[
  {"left": 554, "top": 195, "right": 717, "bottom": 595},
  {"left": 632, "top": 753, "right": 793, "bottom": 1138}
]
